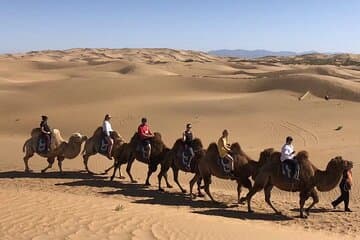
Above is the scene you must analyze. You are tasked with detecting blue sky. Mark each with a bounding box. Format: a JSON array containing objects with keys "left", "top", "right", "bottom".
[{"left": 1, "top": 1, "right": 359, "bottom": 53}]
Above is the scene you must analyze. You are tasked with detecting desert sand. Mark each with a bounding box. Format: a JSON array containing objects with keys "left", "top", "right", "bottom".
[{"left": 0, "top": 48, "right": 359, "bottom": 239}]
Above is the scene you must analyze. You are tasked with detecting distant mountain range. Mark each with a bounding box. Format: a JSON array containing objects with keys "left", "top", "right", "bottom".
[{"left": 208, "top": 49, "right": 319, "bottom": 59}]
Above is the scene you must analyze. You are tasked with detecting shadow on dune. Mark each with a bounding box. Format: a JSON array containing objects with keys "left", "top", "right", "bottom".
[
  {"left": 289, "top": 207, "right": 343, "bottom": 213},
  {"left": 57, "top": 179, "right": 230, "bottom": 209},
  {"left": 0, "top": 170, "right": 107, "bottom": 180},
  {"left": 192, "top": 209, "right": 293, "bottom": 221}
]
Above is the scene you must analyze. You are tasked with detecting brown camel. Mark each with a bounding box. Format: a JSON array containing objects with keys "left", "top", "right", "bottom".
[
  {"left": 110, "top": 132, "right": 167, "bottom": 185},
  {"left": 157, "top": 138, "right": 205, "bottom": 197},
  {"left": 197, "top": 142, "right": 262, "bottom": 203},
  {"left": 82, "top": 127, "right": 124, "bottom": 175},
  {"left": 22, "top": 128, "right": 87, "bottom": 173},
  {"left": 244, "top": 149, "right": 353, "bottom": 218}
]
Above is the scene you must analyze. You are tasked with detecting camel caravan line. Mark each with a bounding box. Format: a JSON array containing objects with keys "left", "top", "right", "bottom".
[{"left": 22, "top": 123, "right": 353, "bottom": 219}]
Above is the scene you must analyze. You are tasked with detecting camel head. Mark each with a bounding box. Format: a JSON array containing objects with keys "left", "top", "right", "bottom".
[
  {"left": 69, "top": 133, "right": 87, "bottom": 144},
  {"left": 327, "top": 156, "right": 353, "bottom": 172},
  {"left": 110, "top": 131, "right": 124, "bottom": 142},
  {"left": 151, "top": 132, "right": 166, "bottom": 154}
]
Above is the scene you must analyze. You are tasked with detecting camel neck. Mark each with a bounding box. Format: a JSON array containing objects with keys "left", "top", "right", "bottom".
[{"left": 314, "top": 165, "right": 343, "bottom": 192}]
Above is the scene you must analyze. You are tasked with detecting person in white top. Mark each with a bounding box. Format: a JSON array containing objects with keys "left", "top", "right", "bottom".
[
  {"left": 280, "top": 136, "right": 299, "bottom": 179},
  {"left": 281, "top": 136, "right": 295, "bottom": 162},
  {"left": 102, "top": 114, "right": 114, "bottom": 159}
]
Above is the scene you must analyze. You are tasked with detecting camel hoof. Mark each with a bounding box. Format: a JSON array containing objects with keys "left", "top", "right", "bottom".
[
  {"left": 275, "top": 211, "right": 282, "bottom": 216},
  {"left": 300, "top": 213, "right": 308, "bottom": 219},
  {"left": 238, "top": 197, "right": 247, "bottom": 205},
  {"left": 181, "top": 189, "right": 187, "bottom": 194},
  {"left": 166, "top": 185, "right": 173, "bottom": 188},
  {"left": 248, "top": 209, "right": 254, "bottom": 213},
  {"left": 25, "top": 169, "right": 33, "bottom": 173},
  {"left": 41, "top": 169, "right": 46, "bottom": 173},
  {"left": 159, "top": 188, "right": 165, "bottom": 192},
  {"left": 110, "top": 177, "right": 115, "bottom": 182},
  {"left": 87, "top": 171, "right": 95, "bottom": 175},
  {"left": 144, "top": 182, "right": 151, "bottom": 186},
  {"left": 131, "top": 180, "right": 138, "bottom": 184},
  {"left": 197, "top": 192, "right": 205, "bottom": 198},
  {"left": 118, "top": 176, "right": 126, "bottom": 180}
]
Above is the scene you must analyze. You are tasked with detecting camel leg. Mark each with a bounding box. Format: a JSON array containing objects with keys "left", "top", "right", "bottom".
[
  {"left": 145, "top": 166, "right": 154, "bottom": 186},
  {"left": 57, "top": 156, "right": 65, "bottom": 173},
  {"left": 157, "top": 161, "right": 172, "bottom": 192},
  {"left": 237, "top": 180, "right": 243, "bottom": 204},
  {"left": 264, "top": 183, "right": 281, "bottom": 215},
  {"left": 238, "top": 178, "right": 252, "bottom": 204},
  {"left": 126, "top": 157, "right": 137, "bottom": 183},
  {"left": 23, "top": 151, "right": 34, "bottom": 173},
  {"left": 103, "top": 165, "right": 114, "bottom": 175},
  {"left": 305, "top": 189, "right": 319, "bottom": 215},
  {"left": 244, "top": 181, "right": 265, "bottom": 213},
  {"left": 190, "top": 173, "right": 203, "bottom": 199},
  {"left": 41, "top": 157, "right": 55, "bottom": 173},
  {"left": 164, "top": 172, "right": 172, "bottom": 188},
  {"left": 299, "top": 191, "right": 310, "bottom": 219},
  {"left": 110, "top": 159, "right": 120, "bottom": 181},
  {"left": 203, "top": 175, "right": 217, "bottom": 203},
  {"left": 173, "top": 167, "right": 186, "bottom": 193},
  {"left": 117, "top": 165, "right": 125, "bottom": 179},
  {"left": 197, "top": 177, "right": 204, "bottom": 197},
  {"left": 83, "top": 154, "right": 95, "bottom": 175}
]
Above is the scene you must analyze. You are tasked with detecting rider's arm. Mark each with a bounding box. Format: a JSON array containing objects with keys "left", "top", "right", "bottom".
[{"left": 223, "top": 138, "right": 231, "bottom": 152}]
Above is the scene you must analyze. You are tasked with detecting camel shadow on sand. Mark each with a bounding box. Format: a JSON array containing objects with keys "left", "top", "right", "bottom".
[
  {"left": 57, "top": 178, "right": 228, "bottom": 209},
  {"left": 192, "top": 209, "right": 293, "bottom": 221},
  {"left": 0, "top": 170, "right": 108, "bottom": 180},
  {"left": 56, "top": 178, "right": 293, "bottom": 221},
  {"left": 290, "top": 207, "right": 343, "bottom": 214}
]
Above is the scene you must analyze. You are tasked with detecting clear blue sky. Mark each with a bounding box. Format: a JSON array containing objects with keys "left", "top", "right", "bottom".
[{"left": 1, "top": 0, "right": 359, "bottom": 53}]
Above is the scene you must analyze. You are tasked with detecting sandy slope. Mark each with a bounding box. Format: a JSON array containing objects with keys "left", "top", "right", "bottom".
[{"left": 0, "top": 48, "right": 360, "bottom": 239}]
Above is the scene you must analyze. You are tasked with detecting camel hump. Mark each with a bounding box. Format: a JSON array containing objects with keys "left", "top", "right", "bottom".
[
  {"left": 172, "top": 138, "right": 184, "bottom": 149},
  {"left": 153, "top": 132, "right": 162, "bottom": 140},
  {"left": 30, "top": 128, "right": 41, "bottom": 138},
  {"left": 93, "top": 127, "right": 103, "bottom": 137},
  {"left": 192, "top": 138, "right": 203, "bottom": 149},
  {"left": 296, "top": 151, "right": 309, "bottom": 161},
  {"left": 207, "top": 142, "right": 219, "bottom": 154}
]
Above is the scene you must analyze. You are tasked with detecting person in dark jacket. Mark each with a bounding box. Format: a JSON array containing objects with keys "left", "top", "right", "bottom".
[
  {"left": 182, "top": 123, "right": 195, "bottom": 169},
  {"left": 40, "top": 115, "right": 51, "bottom": 151},
  {"left": 331, "top": 168, "right": 353, "bottom": 212}
]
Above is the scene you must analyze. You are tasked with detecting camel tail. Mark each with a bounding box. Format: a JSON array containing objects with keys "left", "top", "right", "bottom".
[{"left": 22, "top": 139, "right": 30, "bottom": 152}]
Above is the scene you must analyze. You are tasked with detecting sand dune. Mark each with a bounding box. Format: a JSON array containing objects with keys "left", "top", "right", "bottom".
[{"left": 0, "top": 48, "right": 359, "bottom": 239}]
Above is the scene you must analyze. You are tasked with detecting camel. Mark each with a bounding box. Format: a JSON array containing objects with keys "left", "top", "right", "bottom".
[
  {"left": 243, "top": 149, "right": 353, "bottom": 218},
  {"left": 196, "top": 142, "right": 263, "bottom": 203},
  {"left": 22, "top": 128, "right": 87, "bottom": 173},
  {"left": 82, "top": 127, "right": 125, "bottom": 175},
  {"left": 157, "top": 138, "right": 205, "bottom": 197},
  {"left": 110, "top": 132, "right": 167, "bottom": 185}
]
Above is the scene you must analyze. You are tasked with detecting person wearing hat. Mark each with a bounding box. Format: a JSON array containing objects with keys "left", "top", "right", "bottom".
[
  {"left": 102, "top": 114, "right": 114, "bottom": 159},
  {"left": 182, "top": 123, "right": 195, "bottom": 170},
  {"left": 137, "top": 117, "right": 154, "bottom": 160},
  {"left": 40, "top": 115, "right": 51, "bottom": 151},
  {"left": 280, "top": 136, "right": 299, "bottom": 179}
]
